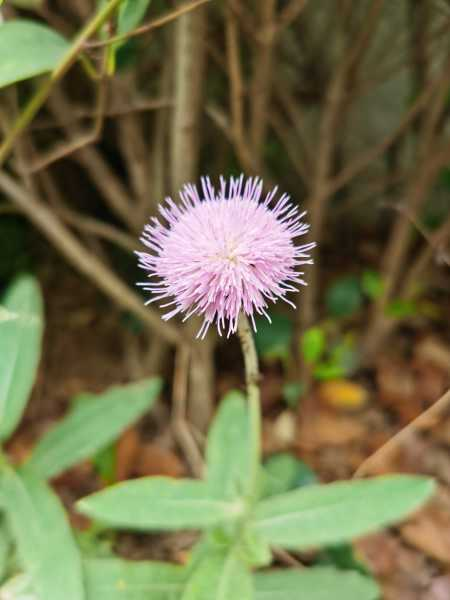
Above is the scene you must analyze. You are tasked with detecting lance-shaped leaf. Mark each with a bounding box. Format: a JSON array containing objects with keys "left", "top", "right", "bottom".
[
  {"left": 251, "top": 475, "right": 435, "bottom": 550},
  {"left": 182, "top": 548, "right": 252, "bottom": 600},
  {"left": 27, "top": 378, "right": 161, "bottom": 479},
  {"left": 118, "top": 0, "right": 152, "bottom": 37},
  {"left": 206, "top": 391, "right": 253, "bottom": 499},
  {"left": 84, "top": 558, "right": 184, "bottom": 600},
  {"left": 0, "top": 466, "right": 84, "bottom": 600},
  {"left": 0, "top": 275, "right": 43, "bottom": 442},
  {"left": 0, "top": 20, "right": 69, "bottom": 88},
  {"left": 77, "top": 477, "right": 244, "bottom": 531},
  {"left": 254, "top": 567, "right": 379, "bottom": 600}
]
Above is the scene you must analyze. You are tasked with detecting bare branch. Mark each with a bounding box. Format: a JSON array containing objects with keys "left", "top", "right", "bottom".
[
  {"left": 85, "top": 0, "right": 211, "bottom": 49},
  {"left": 0, "top": 171, "right": 183, "bottom": 346}
]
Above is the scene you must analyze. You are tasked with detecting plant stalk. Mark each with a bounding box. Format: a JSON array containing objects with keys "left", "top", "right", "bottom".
[{"left": 237, "top": 313, "right": 261, "bottom": 502}]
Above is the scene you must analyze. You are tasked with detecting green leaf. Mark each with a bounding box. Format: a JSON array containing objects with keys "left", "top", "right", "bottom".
[
  {"left": 261, "top": 454, "right": 317, "bottom": 498},
  {"left": 182, "top": 549, "right": 252, "bottom": 600},
  {"left": 238, "top": 529, "right": 272, "bottom": 568},
  {"left": 385, "top": 299, "right": 419, "bottom": 319},
  {"left": 27, "top": 378, "right": 160, "bottom": 479},
  {"left": 92, "top": 443, "right": 117, "bottom": 485},
  {"left": 0, "top": 20, "right": 69, "bottom": 88},
  {"left": 0, "top": 573, "right": 38, "bottom": 599},
  {"left": 313, "top": 362, "right": 346, "bottom": 381},
  {"left": 301, "top": 327, "right": 326, "bottom": 364},
  {"left": 84, "top": 558, "right": 185, "bottom": 600},
  {"left": 0, "top": 466, "right": 84, "bottom": 600},
  {"left": 77, "top": 477, "right": 244, "bottom": 531},
  {"left": 117, "top": 0, "right": 151, "bottom": 36},
  {"left": 361, "top": 270, "right": 384, "bottom": 300},
  {"left": 254, "top": 313, "right": 292, "bottom": 360},
  {"left": 206, "top": 391, "right": 252, "bottom": 500},
  {"left": 108, "top": 0, "right": 151, "bottom": 70},
  {"left": 0, "top": 573, "right": 37, "bottom": 599},
  {"left": 254, "top": 567, "right": 379, "bottom": 600},
  {"left": 75, "top": 525, "right": 114, "bottom": 560},
  {"left": 317, "top": 542, "right": 370, "bottom": 576},
  {"left": 0, "top": 518, "right": 12, "bottom": 582},
  {"left": 0, "top": 275, "right": 43, "bottom": 442},
  {"left": 282, "top": 382, "right": 306, "bottom": 408},
  {"left": 325, "top": 276, "right": 363, "bottom": 318},
  {"left": 10, "top": 0, "right": 43, "bottom": 8},
  {"left": 251, "top": 475, "right": 435, "bottom": 550}
]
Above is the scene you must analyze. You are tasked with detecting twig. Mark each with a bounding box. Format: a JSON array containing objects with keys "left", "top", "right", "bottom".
[
  {"left": 27, "top": 50, "right": 109, "bottom": 173},
  {"left": 171, "top": 345, "right": 205, "bottom": 478},
  {"left": 401, "top": 215, "right": 450, "bottom": 297},
  {"left": 250, "top": 0, "right": 277, "bottom": 158},
  {"left": 272, "top": 547, "right": 305, "bottom": 568},
  {"left": 0, "top": 0, "right": 123, "bottom": 167},
  {"left": 275, "top": 0, "right": 308, "bottom": 34},
  {"left": 354, "top": 389, "right": 450, "bottom": 478},
  {"left": 30, "top": 98, "right": 172, "bottom": 131},
  {"left": 0, "top": 171, "right": 183, "bottom": 346},
  {"left": 225, "top": 3, "right": 245, "bottom": 151},
  {"left": 46, "top": 87, "right": 139, "bottom": 232},
  {"left": 325, "top": 69, "right": 441, "bottom": 197},
  {"left": 150, "top": 47, "right": 173, "bottom": 217},
  {"left": 298, "top": 0, "right": 396, "bottom": 334},
  {"left": 114, "top": 75, "right": 151, "bottom": 211},
  {"left": 362, "top": 58, "right": 450, "bottom": 361},
  {"left": 171, "top": 1, "right": 207, "bottom": 192},
  {"left": 85, "top": 0, "right": 211, "bottom": 49},
  {"left": 270, "top": 110, "right": 309, "bottom": 185},
  {"left": 170, "top": 0, "right": 215, "bottom": 433},
  {"left": 57, "top": 210, "right": 137, "bottom": 254}
]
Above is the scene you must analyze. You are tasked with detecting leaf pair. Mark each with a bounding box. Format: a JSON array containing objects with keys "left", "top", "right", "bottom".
[
  {"left": 78, "top": 392, "right": 253, "bottom": 529},
  {"left": 79, "top": 393, "right": 434, "bottom": 549},
  {"left": 78, "top": 392, "right": 435, "bottom": 599}
]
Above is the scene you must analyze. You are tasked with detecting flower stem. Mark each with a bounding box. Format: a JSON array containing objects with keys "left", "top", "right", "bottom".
[{"left": 237, "top": 313, "right": 261, "bottom": 502}]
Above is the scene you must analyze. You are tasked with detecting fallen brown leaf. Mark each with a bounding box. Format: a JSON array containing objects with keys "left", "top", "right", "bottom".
[{"left": 318, "top": 379, "right": 369, "bottom": 411}]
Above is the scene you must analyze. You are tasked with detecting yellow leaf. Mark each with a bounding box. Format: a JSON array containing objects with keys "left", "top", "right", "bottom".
[{"left": 318, "top": 379, "right": 368, "bottom": 410}]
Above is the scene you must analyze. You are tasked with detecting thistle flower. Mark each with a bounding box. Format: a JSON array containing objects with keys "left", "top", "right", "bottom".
[{"left": 136, "top": 175, "right": 315, "bottom": 339}]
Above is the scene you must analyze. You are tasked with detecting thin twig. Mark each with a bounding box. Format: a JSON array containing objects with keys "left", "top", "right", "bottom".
[
  {"left": 225, "top": 3, "right": 245, "bottom": 151},
  {"left": 30, "top": 98, "right": 172, "bottom": 131},
  {"left": 401, "top": 215, "right": 450, "bottom": 296},
  {"left": 354, "top": 389, "right": 450, "bottom": 478},
  {"left": 0, "top": 171, "right": 183, "bottom": 346},
  {"left": 0, "top": 0, "right": 123, "bottom": 167},
  {"left": 46, "top": 87, "right": 139, "bottom": 231},
  {"left": 250, "top": 0, "right": 277, "bottom": 158},
  {"left": 27, "top": 50, "right": 109, "bottom": 174},
  {"left": 171, "top": 345, "right": 205, "bottom": 478},
  {"left": 85, "top": 0, "right": 211, "bottom": 49},
  {"left": 275, "top": 0, "right": 308, "bottom": 34}
]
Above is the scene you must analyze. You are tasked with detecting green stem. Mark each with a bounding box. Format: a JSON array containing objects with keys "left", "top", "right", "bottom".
[
  {"left": 0, "top": 0, "right": 123, "bottom": 167},
  {"left": 237, "top": 313, "right": 261, "bottom": 503}
]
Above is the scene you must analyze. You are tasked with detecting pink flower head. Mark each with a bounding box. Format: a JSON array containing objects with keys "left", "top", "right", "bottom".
[{"left": 136, "top": 175, "right": 315, "bottom": 339}]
